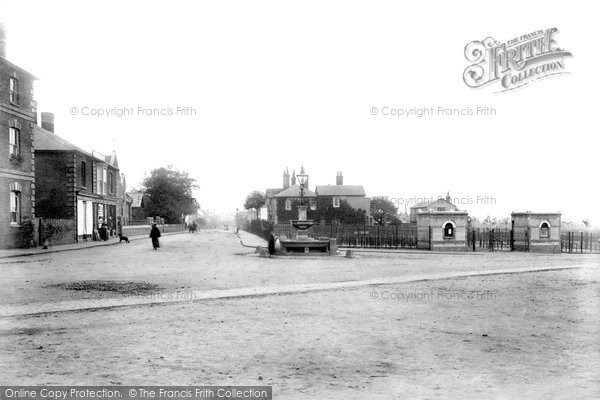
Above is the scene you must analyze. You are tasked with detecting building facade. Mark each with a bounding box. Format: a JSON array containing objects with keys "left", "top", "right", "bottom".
[
  {"left": 410, "top": 193, "right": 459, "bottom": 223},
  {"left": 0, "top": 25, "right": 38, "bottom": 248},
  {"left": 35, "top": 118, "right": 121, "bottom": 243},
  {"left": 315, "top": 172, "right": 370, "bottom": 212},
  {"left": 266, "top": 168, "right": 370, "bottom": 224},
  {"left": 511, "top": 211, "right": 561, "bottom": 253}
]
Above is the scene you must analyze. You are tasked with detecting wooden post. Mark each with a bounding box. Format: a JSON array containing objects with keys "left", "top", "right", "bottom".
[{"left": 429, "top": 226, "right": 432, "bottom": 251}]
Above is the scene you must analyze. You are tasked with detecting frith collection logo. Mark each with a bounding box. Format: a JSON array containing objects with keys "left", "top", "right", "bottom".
[{"left": 463, "top": 28, "right": 572, "bottom": 92}]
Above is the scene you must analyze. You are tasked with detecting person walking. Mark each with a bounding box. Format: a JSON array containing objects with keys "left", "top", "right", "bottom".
[
  {"left": 268, "top": 233, "right": 276, "bottom": 258},
  {"left": 274, "top": 234, "right": 281, "bottom": 255},
  {"left": 150, "top": 223, "right": 161, "bottom": 250}
]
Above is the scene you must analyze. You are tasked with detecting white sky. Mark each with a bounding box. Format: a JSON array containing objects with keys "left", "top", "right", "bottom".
[{"left": 1, "top": 0, "right": 598, "bottom": 224}]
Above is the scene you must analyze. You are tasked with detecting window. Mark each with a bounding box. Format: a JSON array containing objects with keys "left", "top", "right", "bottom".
[
  {"left": 102, "top": 168, "right": 107, "bottom": 195},
  {"left": 540, "top": 222, "right": 550, "bottom": 238},
  {"left": 285, "top": 199, "right": 292, "bottom": 211},
  {"left": 96, "top": 166, "right": 107, "bottom": 194},
  {"left": 309, "top": 198, "right": 317, "bottom": 210},
  {"left": 96, "top": 166, "right": 102, "bottom": 193},
  {"left": 108, "top": 172, "right": 113, "bottom": 194},
  {"left": 9, "top": 127, "right": 20, "bottom": 157},
  {"left": 9, "top": 78, "right": 19, "bottom": 104},
  {"left": 443, "top": 222, "right": 454, "bottom": 238},
  {"left": 332, "top": 196, "right": 340, "bottom": 208},
  {"left": 10, "top": 190, "right": 21, "bottom": 225},
  {"left": 81, "top": 161, "right": 87, "bottom": 188}
]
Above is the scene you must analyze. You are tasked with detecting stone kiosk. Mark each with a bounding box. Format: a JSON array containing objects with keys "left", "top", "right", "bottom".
[
  {"left": 416, "top": 210, "right": 469, "bottom": 251},
  {"left": 511, "top": 211, "right": 561, "bottom": 253}
]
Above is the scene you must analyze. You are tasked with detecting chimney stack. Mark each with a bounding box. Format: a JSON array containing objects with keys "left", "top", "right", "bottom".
[
  {"left": 336, "top": 171, "right": 344, "bottom": 185},
  {"left": 0, "top": 23, "right": 7, "bottom": 58},
  {"left": 282, "top": 168, "right": 290, "bottom": 189},
  {"left": 41, "top": 112, "right": 55, "bottom": 132}
]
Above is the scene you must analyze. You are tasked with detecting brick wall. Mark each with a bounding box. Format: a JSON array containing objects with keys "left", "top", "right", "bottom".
[
  {"left": 35, "top": 152, "right": 73, "bottom": 219},
  {"left": 0, "top": 57, "right": 37, "bottom": 248}
]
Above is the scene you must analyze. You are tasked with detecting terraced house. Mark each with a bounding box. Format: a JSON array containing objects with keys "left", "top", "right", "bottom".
[
  {"left": 34, "top": 116, "right": 122, "bottom": 244},
  {"left": 0, "top": 24, "right": 38, "bottom": 248}
]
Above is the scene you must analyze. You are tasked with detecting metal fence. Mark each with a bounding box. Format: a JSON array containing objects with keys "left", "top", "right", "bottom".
[
  {"left": 271, "top": 223, "right": 423, "bottom": 249},
  {"left": 467, "top": 228, "right": 513, "bottom": 252},
  {"left": 561, "top": 231, "right": 600, "bottom": 253}
]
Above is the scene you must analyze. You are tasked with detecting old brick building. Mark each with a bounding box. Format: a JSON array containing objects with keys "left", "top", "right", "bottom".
[
  {"left": 35, "top": 117, "right": 121, "bottom": 243},
  {"left": 266, "top": 167, "right": 370, "bottom": 224},
  {"left": 0, "top": 24, "right": 38, "bottom": 248}
]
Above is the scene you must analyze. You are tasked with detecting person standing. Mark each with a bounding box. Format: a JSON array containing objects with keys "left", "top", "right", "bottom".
[
  {"left": 100, "top": 221, "right": 108, "bottom": 241},
  {"left": 268, "top": 233, "right": 276, "bottom": 257},
  {"left": 274, "top": 234, "right": 281, "bottom": 254},
  {"left": 150, "top": 223, "right": 161, "bottom": 250}
]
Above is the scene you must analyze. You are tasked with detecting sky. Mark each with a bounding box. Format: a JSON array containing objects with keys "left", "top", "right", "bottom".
[{"left": 1, "top": 0, "right": 598, "bottom": 225}]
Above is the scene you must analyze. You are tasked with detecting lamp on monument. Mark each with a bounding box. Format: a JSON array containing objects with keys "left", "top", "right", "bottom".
[{"left": 296, "top": 172, "right": 308, "bottom": 187}]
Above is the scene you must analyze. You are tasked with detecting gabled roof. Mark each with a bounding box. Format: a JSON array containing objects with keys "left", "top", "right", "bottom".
[
  {"left": 128, "top": 191, "right": 144, "bottom": 207},
  {"left": 0, "top": 56, "right": 38, "bottom": 80},
  {"left": 34, "top": 126, "right": 93, "bottom": 157},
  {"left": 274, "top": 185, "right": 317, "bottom": 198},
  {"left": 265, "top": 188, "right": 283, "bottom": 197},
  {"left": 315, "top": 185, "right": 366, "bottom": 196},
  {"left": 105, "top": 151, "right": 119, "bottom": 168},
  {"left": 410, "top": 198, "right": 456, "bottom": 209}
]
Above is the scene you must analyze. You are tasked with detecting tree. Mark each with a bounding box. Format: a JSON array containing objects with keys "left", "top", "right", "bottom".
[
  {"left": 582, "top": 220, "right": 591, "bottom": 229},
  {"left": 142, "top": 167, "right": 199, "bottom": 223},
  {"left": 370, "top": 197, "right": 399, "bottom": 225},
  {"left": 244, "top": 191, "right": 265, "bottom": 219},
  {"left": 482, "top": 216, "right": 497, "bottom": 228}
]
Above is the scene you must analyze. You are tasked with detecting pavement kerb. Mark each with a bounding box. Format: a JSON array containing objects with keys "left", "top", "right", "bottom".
[{"left": 0, "top": 230, "right": 188, "bottom": 259}]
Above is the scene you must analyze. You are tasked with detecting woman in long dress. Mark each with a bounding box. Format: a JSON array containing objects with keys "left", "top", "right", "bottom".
[
  {"left": 268, "top": 233, "right": 276, "bottom": 257},
  {"left": 150, "top": 223, "right": 161, "bottom": 250}
]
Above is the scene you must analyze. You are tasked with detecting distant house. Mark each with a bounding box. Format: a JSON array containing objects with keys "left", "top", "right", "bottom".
[
  {"left": 409, "top": 192, "right": 459, "bottom": 223},
  {"left": 267, "top": 168, "right": 370, "bottom": 223},
  {"left": 274, "top": 181, "right": 318, "bottom": 223},
  {"left": 315, "top": 172, "right": 370, "bottom": 212},
  {"left": 128, "top": 190, "right": 146, "bottom": 220},
  {"left": 117, "top": 173, "right": 133, "bottom": 226}
]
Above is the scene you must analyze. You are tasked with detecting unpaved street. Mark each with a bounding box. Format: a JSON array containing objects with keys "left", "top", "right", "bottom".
[{"left": 0, "top": 230, "right": 599, "bottom": 399}]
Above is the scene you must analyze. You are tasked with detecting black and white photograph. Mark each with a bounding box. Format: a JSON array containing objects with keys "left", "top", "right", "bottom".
[{"left": 0, "top": 1, "right": 599, "bottom": 399}]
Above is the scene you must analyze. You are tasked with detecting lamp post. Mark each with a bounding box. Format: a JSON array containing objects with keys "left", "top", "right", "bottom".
[
  {"left": 296, "top": 172, "right": 308, "bottom": 205},
  {"left": 296, "top": 172, "right": 308, "bottom": 220},
  {"left": 235, "top": 208, "right": 239, "bottom": 232}
]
